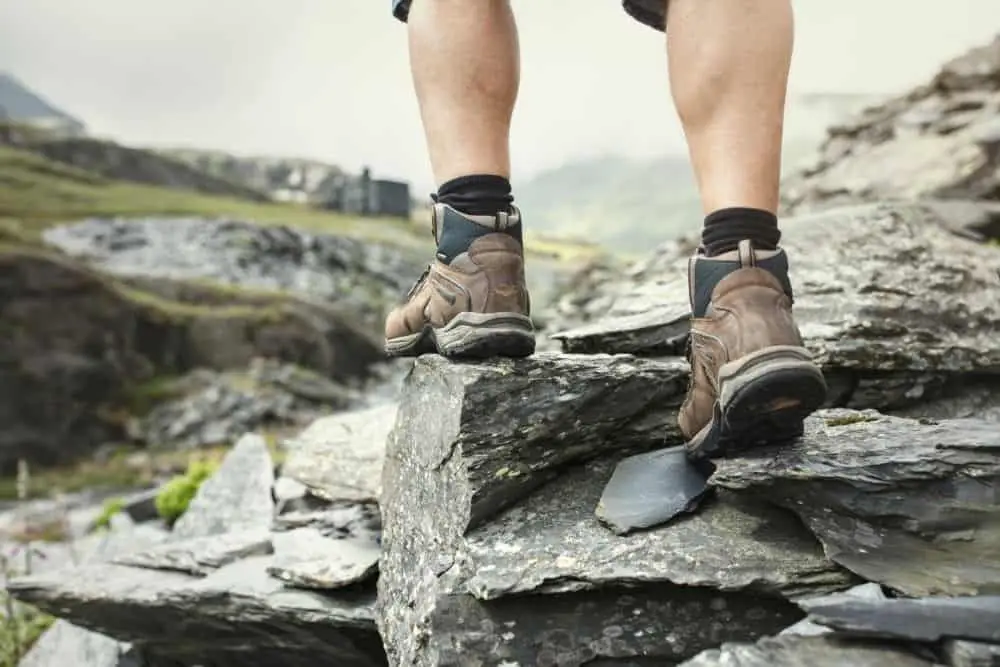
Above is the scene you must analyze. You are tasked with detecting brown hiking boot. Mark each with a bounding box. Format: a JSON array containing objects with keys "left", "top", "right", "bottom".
[
  {"left": 384, "top": 202, "right": 535, "bottom": 358},
  {"left": 679, "top": 240, "right": 827, "bottom": 459}
]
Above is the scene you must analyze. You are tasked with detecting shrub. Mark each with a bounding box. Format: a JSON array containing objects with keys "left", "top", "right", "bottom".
[{"left": 154, "top": 460, "right": 217, "bottom": 525}]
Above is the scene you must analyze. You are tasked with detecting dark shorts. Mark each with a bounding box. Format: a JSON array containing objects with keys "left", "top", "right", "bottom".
[{"left": 391, "top": 0, "right": 667, "bottom": 32}]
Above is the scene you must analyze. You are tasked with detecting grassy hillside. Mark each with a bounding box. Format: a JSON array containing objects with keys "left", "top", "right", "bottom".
[{"left": 0, "top": 144, "right": 427, "bottom": 247}]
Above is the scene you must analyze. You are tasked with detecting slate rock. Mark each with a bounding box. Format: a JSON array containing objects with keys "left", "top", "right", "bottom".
[
  {"left": 711, "top": 409, "right": 1000, "bottom": 597},
  {"left": 8, "top": 556, "right": 385, "bottom": 666},
  {"left": 781, "top": 35, "right": 1000, "bottom": 213},
  {"left": 595, "top": 445, "right": 711, "bottom": 534},
  {"left": 377, "top": 454, "right": 852, "bottom": 667},
  {"left": 679, "top": 635, "right": 934, "bottom": 667},
  {"left": 803, "top": 595, "right": 1000, "bottom": 643},
  {"left": 381, "top": 353, "right": 689, "bottom": 536},
  {"left": 272, "top": 502, "right": 381, "bottom": 540},
  {"left": 944, "top": 639, "right": 1000, "bottom": 667},
  {"left": 782, "top": 583, "right": 887, "bottom": 637},
  {"left": 268, "top": 527, "right": 380, "bottom": 590},
  {"left": 550, "top": 304, "right": 689, "bottom": 355},
  {"left": 112, "top": 528, "right": 272, "bottom": 576},
  {"left": 549, "top": 203, "right": 1000, "bottom": 417},
  {"left": 171, "top": 433, "right": 275, "bottom": 541},
  {"left": 282, "top": 403, "right": 397, "bottom": 503},
  {"left": 18, "top": 620, "right": 132, "bottom": 667}
]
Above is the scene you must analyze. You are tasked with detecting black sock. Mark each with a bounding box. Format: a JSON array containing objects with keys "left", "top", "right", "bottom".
[
  {"left": 701, "top": 207, "right": 781, "bottom": 257},
  {"left": 433, "top": 174, "right": 513, "bottom": 216}
]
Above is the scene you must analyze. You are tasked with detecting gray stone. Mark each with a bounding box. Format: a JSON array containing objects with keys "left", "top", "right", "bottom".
[
  {"left": 781, "top": 583, "right": 887, "bottom": 636},
  {"left": 553, "top": 204, "right": 1000, "bottom": 376},
  {"left": 282, "top": 403, "right": 397, "bottom": 503},
  {"left": 679, "top": 635, "right": 934, "bottom": 667},
  {"left": 171, "top": 433, "right": 275, "bottom": 541},
  {"left": 377, "top": 453, "right": 852, "bottom": 667},
  {"left": 781, "top": 36, "right": 1000, "bottom": 214},
  {"left": 381, "top": 353, "right": 689, "bottom": 538},
  {"left": 272, "top": 502, "right": 381, "bottom": 540},
  {"left": 8, "top": 556, "right": 385, "bottom": 666},
  {"left": 268, "top": 528, "right": 379, "bottom": 590},
  {"left": 711, "top": 409, "right": 1000, "bottom": 597},
  {"left": 14, "top": 513, "right": 168, "bottom": 667},
  {"left": 595, "top": 445, "right": 711, "bottom": 535},
  {"left": 41, "top": 216, "right": 425, "bottom": 329},
  {"left": 802, "top": 595, "right": 1000, "bottom": 643},
  {"left": 944, "top": 639, "right": 1000, "bottom": 667},
  {"left": 111, "top": 528, "right": 273, "bottom": 576},
  {"left": 550, "top": 304, "right": 689, "bottom": 356},
  {"left": 18, "top": 620, "right": 130, "bottom": 667}
]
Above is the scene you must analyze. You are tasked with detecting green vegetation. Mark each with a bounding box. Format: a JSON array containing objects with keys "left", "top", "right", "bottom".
[
  {"left": 154, "top": 460, "right": 219, "bottom": 524},
  {"left": 0, "top": 597, "right": 52, "bottom": 666},
  {"left": 0, "top": 144, "right": 427, "bottom": 247},
  {"left": 91, "top": 497, "right": 126, "bottom": 532}
]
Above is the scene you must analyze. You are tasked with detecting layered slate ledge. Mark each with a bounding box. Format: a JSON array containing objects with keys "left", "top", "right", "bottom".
[
  {"left": 550, "top": 202, "right": 1000, "bottom": 418},
  {"left": 711, "top": 409, "right": 1000, "bottom": 598},
  {"left": 376, "top": 353, "right": 859, "bottom": 667},
  {"left": 10, "top": 435, "right": 387, "bottom": 667}
]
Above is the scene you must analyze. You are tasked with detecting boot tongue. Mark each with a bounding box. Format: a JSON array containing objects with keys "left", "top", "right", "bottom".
[{"left": 688, "top": 241, "right": 790, "bottom": 318}]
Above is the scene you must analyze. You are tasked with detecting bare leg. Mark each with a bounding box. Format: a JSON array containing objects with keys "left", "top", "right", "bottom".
[
  {"left": 666, "top": 0, "right": 794, "bottom": 214},
  {"left": 384, "top": 0, "right": 534, "bottom": 360},
  {"left": 407, "top": 0, "right": 519, "bottom": 185}
]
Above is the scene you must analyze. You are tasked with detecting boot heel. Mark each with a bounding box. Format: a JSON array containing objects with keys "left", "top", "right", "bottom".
[
  {"left": 688, "top": 346, "right": 827, "bottom": 459},
  {"left": 433, "top": 312, "right": 535, "bottom": 359}
]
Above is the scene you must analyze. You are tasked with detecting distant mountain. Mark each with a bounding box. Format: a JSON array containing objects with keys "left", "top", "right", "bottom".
[
  {"left": 0, "top": 72, "right": 85, "bottom": 136},
  {"left": 516, "top": 92, "right": 884, "bottom": 254}
]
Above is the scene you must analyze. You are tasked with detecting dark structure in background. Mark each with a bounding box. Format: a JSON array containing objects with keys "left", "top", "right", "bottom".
[{"left": 321, "top": 167, "right": 412, "bottom": 219}]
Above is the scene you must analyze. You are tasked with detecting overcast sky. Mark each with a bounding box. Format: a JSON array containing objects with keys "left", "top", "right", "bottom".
[{"left": 2, "top": 1, "right": 998, "bottom": 191}]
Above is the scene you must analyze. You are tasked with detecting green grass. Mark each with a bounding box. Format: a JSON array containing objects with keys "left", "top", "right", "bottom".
[{"left": 0, "top": 145, "right": 428, "bottom": 247}]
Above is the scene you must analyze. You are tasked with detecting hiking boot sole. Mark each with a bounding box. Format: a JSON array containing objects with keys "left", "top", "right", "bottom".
[
  {"left": 686, "top": 345, "right": 827, "bottom": 460},
  {"left": 385, "top": 312, "right": 536, "bottom": 359}
]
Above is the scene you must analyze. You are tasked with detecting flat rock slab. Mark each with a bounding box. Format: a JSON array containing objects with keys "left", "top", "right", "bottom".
[
  {"left": 551, "top": 203, "right": 1000, "bottom": 375},
  {"left": 782, "top": 583, "right": 887, "bottom": 637},
  {"left": 282, "top": 403, "right": 397, "bottom": 503},
  {"left": 269, "top": 527, "right": 380, "bottom": 590},
  {"left": 679, "top": 635, "right": 935, "bottom": 667},
  {"left": 944, "top": 639, "right": 1000, "bottom": 667},
  {"left": 803, "top": 595, "right": 1000, "bottom": 644},
  {"left": 8, "top": 556, "right": 385, "bottom": 666},
  {"left": 711, "top": 409, "right": 1000, "bottom": 597},
  {"left": 550, "top": 304, "right": 690, "bottom": 355},
  {"left": 112, "top": 528, "right": 272, "bottom": 576},
  {"left": 382, "top": 353, "right": 689, "bottom": 536},
  {"left": 595, "top": 445, "right": 711, "bottom": 535},
  {"left": 377, "top": 456, "right": 853, "bottom": 667},
  {"left": 172, "top": 433, "right": 275, "bottom": 541},
  {"left": 18, "top": 620, "right": 132, "bottom": 667}
]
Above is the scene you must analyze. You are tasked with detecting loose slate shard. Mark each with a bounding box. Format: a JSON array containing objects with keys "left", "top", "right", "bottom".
[
  {"left": 710, "top": 409, "right": 1000, "bottom": 597},
  {"left": 782, "top": 583, "right": 887, "bottom": 637},
  {"left": 550, "top": 304, "right": 691, "bottom": 355},
  {"left": 678, "top": 635, "right": 934, "bottom": 667},
  {"left": 268, "top": 528, "right": 380, "bottom": 590},
  {"left": 595, "top": 446, "right": 711, "bottom": 535},
  {"left": 171, "top": 433, "right": 276, "bottom": 541},
  {"left": 802, "top": 595, "right": 1000, "bottom": 644},
  {"left": 282, "top": 403, "right": 398, "bottom": 504},
  {"left": 112, "top": 528, "right": 273, "bottom": 576}
]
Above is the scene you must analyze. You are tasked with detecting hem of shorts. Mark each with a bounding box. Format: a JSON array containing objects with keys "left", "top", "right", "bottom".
[{"left": 622, "top": 1, "right": 667, "bottom": 32}]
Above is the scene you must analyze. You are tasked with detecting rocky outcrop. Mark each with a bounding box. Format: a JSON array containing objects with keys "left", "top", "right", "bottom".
[
  {"left": 550, "top": 202, "right": 1000, "bottom": 419},
  {"left": 9, "top": 200, "right": 1000, "bottom": 666},
  {"left": 0, "top": 245, "right": 383, "bottom": 468},
  {"left": 10, "top": 434, "right": 387, "bottom": 667},
  {"left": 781, "top": 35, "right": 1000, "bottom": 217},
  {"left": 42, "top": 216, "right": 425, "bottom": 329}
]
